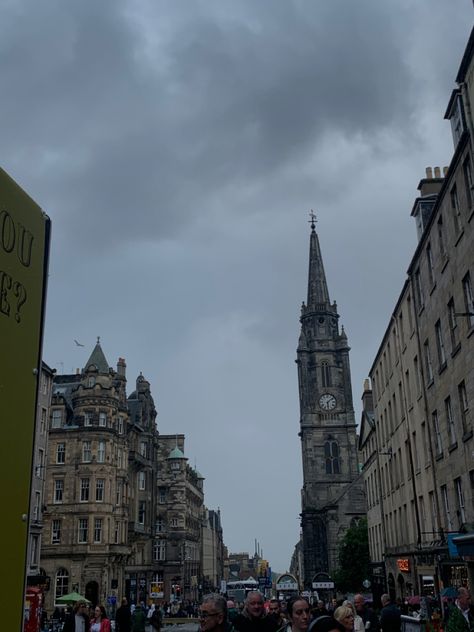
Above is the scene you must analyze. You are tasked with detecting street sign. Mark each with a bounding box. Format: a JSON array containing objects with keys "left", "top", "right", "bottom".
[
  {"left": 107, "top": 596, "right": 117, "bottom": 605},
  {"left": 312, "top": 582, "right": 335, "bottom": 589},
  {"left": 0, "top": 168, "right": 50, "bottom": 632}
]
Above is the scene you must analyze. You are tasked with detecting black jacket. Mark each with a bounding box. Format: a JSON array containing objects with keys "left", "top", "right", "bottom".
[
  {"left": 62, "top": 612, "right": 90, "bottom": 632},
  {"left": 380, "top": 604, "right": 401, "bottom": 632}
]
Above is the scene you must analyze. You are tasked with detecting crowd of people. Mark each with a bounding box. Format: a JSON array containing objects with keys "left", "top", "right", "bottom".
[{"left": 42, "top": 586, "right": 473, "bottom": 632}]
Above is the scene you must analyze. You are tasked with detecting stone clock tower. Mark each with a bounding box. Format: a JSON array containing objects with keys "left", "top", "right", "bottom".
[{"left": 296, "top": 214, "right": 365, "bottom": 589}]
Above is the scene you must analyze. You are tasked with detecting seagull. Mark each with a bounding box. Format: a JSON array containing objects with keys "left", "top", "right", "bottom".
[{"left": 74, "top": 339, "right": 85, "bottom": 347}]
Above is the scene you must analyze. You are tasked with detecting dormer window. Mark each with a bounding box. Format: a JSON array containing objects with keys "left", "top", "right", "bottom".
[
  {"left": 87, "top": 376, "right": 95, "bottom": 388},
  {"left": 445, "top": 90, "right": 465, "bottom": 148},
  {"left": 170, "top": 461, "right": 180, "bottom": 471}
]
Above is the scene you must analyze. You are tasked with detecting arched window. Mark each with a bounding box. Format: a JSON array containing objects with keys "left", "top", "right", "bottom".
[
  {"left": 321, "top": 361, "right": 331, "bottom": 387},
  {"left": 55, "top": 568, "right": 69, "bottom": 601},
  {"left": 324, "top": 439, "right": 340, "bottom": 474}
]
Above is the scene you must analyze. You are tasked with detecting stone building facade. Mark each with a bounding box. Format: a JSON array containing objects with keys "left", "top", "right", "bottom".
[
  {"left": 39, "top": 340, "right": 218, "bottom": 611},
  {"left": 363, "top": 27, "right": 474, "bottom": 599},
  {"left": 201, "top": 508, "right": 224, "bottom": 593},
  {"left": 297, "top": 218, "right": 365, "bottom": 590}
]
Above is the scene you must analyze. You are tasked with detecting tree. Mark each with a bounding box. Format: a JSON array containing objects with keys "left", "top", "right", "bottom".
[{"left": 333, "top": 518, "right": 370, "bottom": 593}]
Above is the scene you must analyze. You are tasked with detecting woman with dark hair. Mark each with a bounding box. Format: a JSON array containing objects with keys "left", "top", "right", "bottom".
[
  {"left": 282, "top": 596, "right": 311, "bottom": 632},
  {"left": 89, "top": 605, "right": 111, "bottom": 632}
]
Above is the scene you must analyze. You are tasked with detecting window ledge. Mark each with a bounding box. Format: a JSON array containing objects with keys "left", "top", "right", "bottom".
[
  {"left": 427, "top": 378, "right": 435, "bottom": 389},
  {"left": 468, "top": 207, "right": 474, "bottom": 223},
  {"left": 417, "top": 305, "right": 425, "bottom": 316},
  {"left": 429, "top": 282, "right": 437, "bottom": 296},
  {"left": 435, "top": 451, "right": 444, "bottom": 462},
  {"left": 441, "top": 256, "right": 450, "bottom": 273},
  {"left": 454, "top": 229, "right": 464, "bottom": 246},
  {"left": 438, "top": 362, "right": 448, "bottom": 375},
  {"left": 451, "top": 342, "right": 461, "bottom": 358},
  {"left": 462, "top": 430, "right": 473, "bottom": 443},
  {"left": 448, "top": 442, "right": 458, "bottom": 453},
  {"left": 467, "top": 326, "right": 474, "bottom": 339}
]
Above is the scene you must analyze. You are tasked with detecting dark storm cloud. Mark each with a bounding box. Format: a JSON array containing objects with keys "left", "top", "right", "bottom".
[{"left": 2, "top": 0, "right": 419, "bottom": 250}]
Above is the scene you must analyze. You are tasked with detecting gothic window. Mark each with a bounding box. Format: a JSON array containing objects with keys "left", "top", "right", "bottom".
[
  {"left": 324, "top": 439, "right": 340, "bottom": 474},
  {"left": 321, "top": 361, "right": 331, "bottom": 387}
]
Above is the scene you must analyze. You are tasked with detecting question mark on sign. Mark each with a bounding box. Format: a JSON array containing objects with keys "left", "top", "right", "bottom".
[{"left": 13, "top": 281, "right": 27, "bottom": 323}]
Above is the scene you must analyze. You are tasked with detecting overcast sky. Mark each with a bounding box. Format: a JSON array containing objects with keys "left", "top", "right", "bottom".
[{"left": 2, "top": 0, "right": 472, "bottom": 574}]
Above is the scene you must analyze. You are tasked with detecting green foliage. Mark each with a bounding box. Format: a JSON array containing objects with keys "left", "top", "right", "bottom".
[{"left": 333, "top": 518, "right": 370, "bottom": 593}]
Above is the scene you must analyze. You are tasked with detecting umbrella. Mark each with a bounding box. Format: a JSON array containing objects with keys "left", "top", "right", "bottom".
[
  {"left": 407, "top": 596, "right": 421, "bottom": 606},
  {"left": 441, "top": 587, "right": 458, "bottom": 598},
  {"left": 56, "top": 592, "right": 91, "bottom": 605}
]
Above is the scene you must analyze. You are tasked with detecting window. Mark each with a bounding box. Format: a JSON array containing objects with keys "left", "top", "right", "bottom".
[
  {"left": 51, "top": 410, "right": 62, "bottom": 428},
  {"left": 426, "top": 243, "right": 434, "bottom": 286},
  {"left": 153, "top": 539, "right": 166, "bottom": 561},
  {"left": 448, "top": 298, "right": 459, "bottom": 351},
  {"left": 170, "top": 517, "right": 178, "bottom": 527},
  {"left": 324, "top": 439, "right": 340, "bottom": 474},
  {"left": 435, "top": 320, "right": 447, "bottom": 368},
  {"left": 87, "top": 376, "right": 95, "bottom": 388},
  {"left": 462, "top": 273, "right": 474, "bottom": 328},
  {"left": 56, "top": 442, "right": 65, "bottom": 464},
  {"left": 97, "top": 441, "right": 105, "bottom": 463},
  {"left": 423, "top": 340, "right": 434, "bottom": 384},
  {"left": 414, "top": 356, "right": 422, "bottom": 397},
  {"left": 96, "top": 479, "right": 105, "bottom": 502},
  {"left": 55, "top": 568, "right": 69, "bottom": 600},
  {"left": 78, "top": 518, "right": 88, "bottom": 543},
  {"left": 429, "top": 491, "right": 436, "bottom": 535},
  {"left": 140, "top": 441, "right": 147, "bottom": 458},
  {"left": 414, "top": 269, "right": 423, "bottom": 311},
  {"left": 321, "top": 361, "right": 331, "bottom": 387},
  {"left": 138, "top": 501, "right": 146, "bottom": 524},
  {"left": 451, "top": 184, "right": 462, "bottom": 235},
  {"left": 118, "top": 417, "right": 124, "bottom": 434},
  {"left": 445, "top": 396, "right": 457, "bottom": 445},
  {"left": 52, "top": 519, "right": 61, "bottom": 544},
  {"left": 432, "top": 410, "right": 443, "bottom": 456},
  {"left": 412, "top": 432, "right": 419, "bottom": 471},
  {"left": 437, "top": 216, "right": 446, "bottom": 259},
  {"left": 463, "top": 155, "right": 473, "bottom": 209},
  {"left": 54, "top": 479, "right": 64, "bottom": 503},
  {"left": 458, "top": 380, "right": 470, "bottom": 434},
  {"left": 170, "top": 461, "right": 180, "bottom": 471},
  {"left": 117, "top": 448, "right": 123, "bottom": 469},
  {"left": 455, "top": 477, "right": 466, "bottom": 525},
  {"left": 84, "top": 412, "right": 92, "bottom": 427},
  {"left": 94, "top": 518, "right": 102, "bottom": 543},
  {"left": 80, "top": 478, "right": 90, "bottom": 502},
  {"left": 82, "top": 441, "right": 92, "bottom": 463},
  {"left": 441, "top": 485, "right": 453, "bottom": 531},
  {"left": 114, "top": 522, "right": 120, "bottom": 544},
  {"left": 155, "top": 518, "right": 165, "bottom": 533},
  {"left": 40, "top": 408, "right": 47, "bottom": 434},
  {"left": 138, "top": 471, "right": 146, "bottom": 490},
  {"left": 37, "top": 448, "right": 44, "bottom": 477},
  {"left": 33, "top": 491, "right": 40, "bottom": 521},
  {"left": 99, "top": 412, "right": 107, "bottom": 427},
  {"left": 116, "top": 481, "right": 122, "bottom": 506},
  {"left": 159, "top": 488, "right": 167, "bottom": 504}
]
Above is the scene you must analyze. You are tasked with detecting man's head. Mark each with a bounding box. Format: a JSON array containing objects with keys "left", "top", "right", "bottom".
[
  {"left": 380, "top": 595, "right": 390, "bottom": 607},
  {"left": 353, "top": 595, "right": 365, "bottom": 613},
  {"left": 268, "top": 599, "right": 281, "bottom": 617},
  {"left": 316, "top": 601, "right": 325, "bottom": 610},
  {"left": 245, "top": 592, "right": 265, "bottom": 619},
  {"left": 227, "top": 600, "right": 236, "bottom": 609},
  {"left": 457, "top": 588, "right": 471, "bottom": 611},
  {"left": 199, "top": 594, "right": 227, "bottom": 632},
  {"left": 73, "top": 601, "right": 89, "bottom": 616}
]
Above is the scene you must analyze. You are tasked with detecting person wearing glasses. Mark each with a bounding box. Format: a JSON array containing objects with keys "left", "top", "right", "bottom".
[
  {"left": 234, "top": 591, "right": 279, "bottom": 632},
  {"left": 199, "top": 594, "right": 230, "bottom": 632}
]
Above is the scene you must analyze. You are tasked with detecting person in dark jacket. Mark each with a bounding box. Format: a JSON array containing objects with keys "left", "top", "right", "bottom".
[
  {"left": 354, "top": 595, "right": 380, "bottom": 632},
  {"left": 62, "top": 600, "right": 90, "bottom": 632},
  {"left": 131, "top": 604, "right": 147, "bottom": 632},
  {"left": 234, "top": 592, "right": 279, "bottom": 632},
  {"left": 199, "top": 594, "right": 233, "bottom": 632},
  {"left": 115, "top": 598, "right": 132, "bottom": 632},
  {"left": 379, "top": 595, "right": 401, "bottom": 632}
]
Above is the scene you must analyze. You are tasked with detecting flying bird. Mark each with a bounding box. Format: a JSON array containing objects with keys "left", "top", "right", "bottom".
[{"left": 74, "top": 340, "right": 85, "bottom": 347}]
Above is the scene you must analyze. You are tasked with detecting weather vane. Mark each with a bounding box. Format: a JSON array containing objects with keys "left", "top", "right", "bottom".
[{"left": 308, "top": 209, "right": 317, "bottom": 230}]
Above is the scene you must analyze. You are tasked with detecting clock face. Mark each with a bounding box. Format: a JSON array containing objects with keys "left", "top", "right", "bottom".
[{"left": 319, "top": 393, "right": 336, "bottom": 411}]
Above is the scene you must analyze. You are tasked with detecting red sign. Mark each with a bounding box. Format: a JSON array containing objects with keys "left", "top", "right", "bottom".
[{"left": 397, "top": 559, "right": 410, "bottom": 572}]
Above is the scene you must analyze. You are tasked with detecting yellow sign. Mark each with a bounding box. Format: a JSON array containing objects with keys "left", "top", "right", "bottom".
[{"left": 0, "top": 168, "right": 50, "bottom": 632}]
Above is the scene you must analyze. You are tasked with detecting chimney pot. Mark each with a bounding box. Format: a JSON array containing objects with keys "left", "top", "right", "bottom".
[
  {"left": 426, "top": 167, "right": 433, "bottom": 179},
  {"left": 434, "top": 166, "right": 441, "bottom": 178},
  {"left": 443, "top": 166, "right": 448, "bottom": 176},
  {"left": 363, "top": 378, "right": 370, "bottom": 392}
]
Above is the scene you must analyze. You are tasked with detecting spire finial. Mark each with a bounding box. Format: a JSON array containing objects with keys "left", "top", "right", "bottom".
[
  {"left": 308, "top": 209, "right": 317, "bottom": 231},
  {"left": 97, "top": 336, "right": 100, "bottom": 344}
]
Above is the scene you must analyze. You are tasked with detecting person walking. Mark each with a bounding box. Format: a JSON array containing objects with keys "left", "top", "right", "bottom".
[
  {"left": 63, "top": 600, "right": 90, "bottom": 632},
  {"left": 353, "top": 595, "right": 379, "bottom": 632},
  {"left": 283, "top": 596, "right": 311, "bottom": 632},
  {"left": 90, "top": 605, "right": 111, "bottom": 632},
  {"left": 131, "top": 604, "right": 147, "bottom": 632},
  {"left": 234, "top": 591, "right": 279, "bottom": 632},
  {"left": 379, "top": 595, "right": 401, "bottom": 632},
  {"left": 115, "top": 598, "right": 132, "bottom": 632},
  {"left": 446, "top": 588, "right": 474, "bottom": 632},
  {"left": 334, "top": 606, "right": 355, "bottom": 632}
]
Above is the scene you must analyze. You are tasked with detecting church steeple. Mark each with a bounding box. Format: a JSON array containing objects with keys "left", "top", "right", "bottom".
[
  {"left": 84, "top": 336, "right": 110, "bottom": 374},
  {"left": 307, "top": 211, "right": 330, "bottom": 310}
]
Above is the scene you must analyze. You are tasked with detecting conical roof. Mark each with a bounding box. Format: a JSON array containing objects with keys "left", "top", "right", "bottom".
[
  {"left": 168, "top": 446, "right": 187, "bottom": 460},
  {"left": 84, "top": 337, "right": 110, "bottom": 374},
  {"left": 307, "top": 213, "right": 330, "bottom": 309}
]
